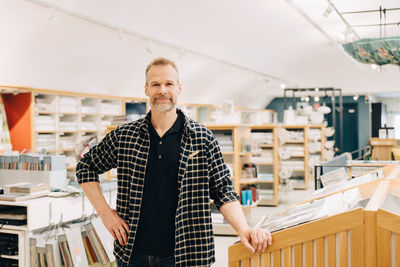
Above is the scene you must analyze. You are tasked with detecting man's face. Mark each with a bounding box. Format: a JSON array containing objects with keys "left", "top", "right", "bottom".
[{"left": 145, "top": 65, "right": 182, "bottom": 112}]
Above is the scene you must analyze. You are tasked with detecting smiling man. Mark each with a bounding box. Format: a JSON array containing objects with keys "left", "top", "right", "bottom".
[{"left": 76, "top": 57, "right": 272, "bottom": 267}]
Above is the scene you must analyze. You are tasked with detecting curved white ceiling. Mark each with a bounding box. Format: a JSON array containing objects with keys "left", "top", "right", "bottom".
[{"left": 0, "top": 0, "right": 399, "bottom": 107}]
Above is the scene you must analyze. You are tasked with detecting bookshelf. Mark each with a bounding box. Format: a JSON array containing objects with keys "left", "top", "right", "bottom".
[
  {"left": 206, "top": 124, "right": 243, "bottom": 195},
  {"left": 1, "top": 85, "right": 147, "bottom": 170},
  {"left": 240, "top": 125, "right": 280, "bottom": 206},
  {"left": 280, "top": 125, "right": 309, "bottom": 189}
]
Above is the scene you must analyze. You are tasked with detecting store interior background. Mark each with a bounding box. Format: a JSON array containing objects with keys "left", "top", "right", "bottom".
[
  {"left": 1, "top": 0, "right": 399, "bottom": 118},
  {"left": 1, "top": 0, "right": 400, "bottom": 266}
]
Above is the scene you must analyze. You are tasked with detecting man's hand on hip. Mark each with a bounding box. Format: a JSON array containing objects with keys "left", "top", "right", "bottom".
[
  {"left": 240, "top": 227, "right": 272, "bottom": 254},
  {"left": 99, "top": 209, "right": 130, "bottom": 245}
]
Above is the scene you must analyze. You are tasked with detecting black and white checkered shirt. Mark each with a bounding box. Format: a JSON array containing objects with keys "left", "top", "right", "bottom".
[{"left": 76, "top": 110, "right": 239, "bottom": 266}]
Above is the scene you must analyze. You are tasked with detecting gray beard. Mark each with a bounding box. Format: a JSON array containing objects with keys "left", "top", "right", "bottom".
[{"left": 151, "top": 102, "right": 175, "bottom": 112}]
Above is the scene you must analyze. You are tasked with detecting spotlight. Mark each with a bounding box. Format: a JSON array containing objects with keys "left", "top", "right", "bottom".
[
  {"left": 353, "top": 95, "right": 359, "bottom": 101},
  {"left": 280, "top": 83, "right": 286, "bottom": 89},
  {"left": 323, "top": 5, "right": 333, "bottom": 17},
  {"left": 305, "top": 96, "right": 310, "bottom": 102},
  {"left": 315, "top": 88, "right": 319, "bottom": 92},
  {"left": 178, "top": 49, "right": 186, "bottom": 59},
  {"left": 48, "top": 6, "right": 56, "bottom": 23},
  {"left": 146, "top": 39, "right": 154, "bottom": 54},
  {"left": 314, "top": 96, "right": 320, "bottom": 102},
  {"left": 118, "top": 30, "right": 126, "bottom": 42}
]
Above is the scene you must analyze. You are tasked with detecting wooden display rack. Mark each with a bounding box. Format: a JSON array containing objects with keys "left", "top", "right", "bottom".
[{"left": 228, "top": 164, "right": 400, "bottom": 267}]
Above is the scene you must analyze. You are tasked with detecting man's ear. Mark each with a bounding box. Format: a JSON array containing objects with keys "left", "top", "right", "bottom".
[
  {"left": 145, "top": 84, "right": 149, "bottom": 96},
  {"left": 178, "top": 83, "right": 182, "bottom": 95}
]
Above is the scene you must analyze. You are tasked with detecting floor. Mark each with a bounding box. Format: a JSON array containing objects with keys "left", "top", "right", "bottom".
[{"left": 213, "top": 183, "right": 315, "bottom": 267}]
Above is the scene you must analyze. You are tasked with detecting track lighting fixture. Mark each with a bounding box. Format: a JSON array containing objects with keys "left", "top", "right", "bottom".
[{"left": 323, "top": 5, "right": 333, "bottom": 17}]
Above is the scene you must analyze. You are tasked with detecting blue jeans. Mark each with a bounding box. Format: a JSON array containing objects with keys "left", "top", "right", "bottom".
[{"left": 117, "top": 252, "right": 175, "bottom": 267}]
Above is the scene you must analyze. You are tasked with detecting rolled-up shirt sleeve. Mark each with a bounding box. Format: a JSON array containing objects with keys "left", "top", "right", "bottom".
[
  {"left": 207, "top": 133, "right": 240, "bottom": 209},
  {"left": 76, "top": 127, "right": 119, "bottom": 184}
]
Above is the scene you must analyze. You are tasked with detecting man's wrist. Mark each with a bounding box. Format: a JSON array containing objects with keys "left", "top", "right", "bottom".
[
  {"left": 237, "top": 225, "right": 251, "bottom": 236},
  {"left": 97, "top": 206, "right": 113, "bottom": 217}
]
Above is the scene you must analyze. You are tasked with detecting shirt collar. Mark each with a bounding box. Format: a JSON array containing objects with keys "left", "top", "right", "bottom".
[{"left": 140, "top": 108, "right": 195, "bottom": 136}]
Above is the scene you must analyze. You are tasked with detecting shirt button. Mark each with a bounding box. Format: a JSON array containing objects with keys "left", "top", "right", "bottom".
[
  {"left": 159, "top": 141, "right": 162, "bottom": 145},
  {"left": 158, "top": 155, "right": 162, "bottom": 159}
]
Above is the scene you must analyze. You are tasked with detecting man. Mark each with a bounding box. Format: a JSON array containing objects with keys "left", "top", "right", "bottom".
[{"left": 76, "top": 57, "right": 272, "bottom": 267}]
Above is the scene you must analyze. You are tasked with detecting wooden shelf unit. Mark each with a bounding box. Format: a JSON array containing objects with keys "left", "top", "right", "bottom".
[
  {"left": 308, "top": 124, "right": 326, "bottom": 161},
  {"left": 241, "top": 125, "right": 280, "bottom": 206},
  {"left": 281, "top": 125, "right": 309, "bottom": 189},
  {"left": 1, "top": 85, "right": 147, "bottom": 170},
  {"left": 206, "top": 124, "right": 243, "bottom": 195},
  {"left": 206, "top": 124, "right": 280, "bottom": 206}
]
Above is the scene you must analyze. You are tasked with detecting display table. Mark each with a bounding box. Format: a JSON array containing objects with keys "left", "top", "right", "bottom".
[{"left": 228, "top": 164, "right": 400, "bottom": 267}]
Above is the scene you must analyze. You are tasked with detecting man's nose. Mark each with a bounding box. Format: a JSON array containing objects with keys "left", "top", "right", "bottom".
[{"left": 159, "top": 85, "right": 168, "bottom": 94}]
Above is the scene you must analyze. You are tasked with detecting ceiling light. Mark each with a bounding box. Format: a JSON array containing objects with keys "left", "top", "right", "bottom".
[
  {"left": 339, "top": 27, "right": 352, "bottom": 41},
  {"left": 353, "top": 95, "right": 359, "bottom": 101},
  {"left": 314, "top": 96, "right": 320, "bottom": 102},
  {"left": 305, "top": 96, "right": 310, "bottom": 102},
  {"left": 146, "top": 39, "right": 154, "bottom": 53},
  {"left": 178, "top": 49, "right": 186, "bottom": 59},
  {"left": 315, "top": 88, "right": 319, "bottom": 92},
  {"left": 118, "top": 30, "right": 126, "bottom": 42},
  {"left": 48, "top": 6, "right": 56, "bottom": 23},
  {"left": 323, "top": 5, "right": 333, "bottom": 17},
  {"left": 280, "top": 83, "right": 286, "bottom": 89},
  {"left": 371, "top": 64, "right": 378, "bottom": 70}
]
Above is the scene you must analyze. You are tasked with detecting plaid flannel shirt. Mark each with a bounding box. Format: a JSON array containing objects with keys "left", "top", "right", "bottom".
[{"left": 76, "top": 110, "right": 239, "bottom": 266}]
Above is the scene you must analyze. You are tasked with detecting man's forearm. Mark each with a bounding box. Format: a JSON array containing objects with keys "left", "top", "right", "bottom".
[
  {"left": 219, "top": 200, "right": 250, "bottom": 235},
  {"left": 80, "top": 182, "right": 112, "bottom": 216}
]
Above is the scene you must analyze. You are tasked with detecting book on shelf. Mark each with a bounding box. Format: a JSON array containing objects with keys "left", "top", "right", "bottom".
[
  {"left": 0, "top": 190, "right": 49, "bottom": 202},
  {"left": 3, "top": 182, "right": 49, "bottom": 194},
  {"left": 45, "top": 240, "right": 62, "bottom": 267},
  {"left": 0, "top": 207, "right": 27, "bottom": 226},
  {"left": 82, "top": 230, "right": 97, "bottom": 264},
  {"left": 84, "top": 222, "right": 110, "bottom": 264},
  {"left": 30, "top": 238, "right": 39, "bottom": 267},
  {"left": 37, "top": 247, "right": 47, "bottom": 267},
  {"left": 91, "top": 217, "right": 116, "bottom": 262},
  {"left": 65, "top": 224, "right": 89, "bottom": 267},
  {"left": 58, "top": 234, "right": 73, "bottom": 267}
]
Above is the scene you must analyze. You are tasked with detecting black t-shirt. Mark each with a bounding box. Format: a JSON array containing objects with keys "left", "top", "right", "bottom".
[{"left": 132, "top": 112, "right": 183, "bottom": 256}]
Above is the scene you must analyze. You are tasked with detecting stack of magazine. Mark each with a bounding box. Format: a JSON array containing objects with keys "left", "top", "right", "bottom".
[
  {"left": 30, "top": 216, "right": 115, "bottom": 267},
  {"left": 259, "top": 188, "right": 362, "bottom": 233},
  {"left": 0, "top": 183, "right": 49, "bottom": 202}
]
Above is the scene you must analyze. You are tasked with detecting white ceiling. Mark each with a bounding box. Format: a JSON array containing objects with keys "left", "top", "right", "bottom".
[{"left": 0, "top": 0, "right": 399, "bottom": 108}]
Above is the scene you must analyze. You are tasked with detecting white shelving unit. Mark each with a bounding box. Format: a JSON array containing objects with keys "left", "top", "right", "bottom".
[{"left": 0, "top": 187, "right": 116, "bottom": 266}]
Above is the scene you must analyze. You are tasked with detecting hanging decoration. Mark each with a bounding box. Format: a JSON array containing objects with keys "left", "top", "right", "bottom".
[{"left": 342, "top": 36, "right": 400, "bottom": 66}]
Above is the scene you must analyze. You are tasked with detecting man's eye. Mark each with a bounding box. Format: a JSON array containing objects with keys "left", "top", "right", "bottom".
[
  {"left": 167, "top": 83, "right": 174, "bottom": 86},
  {"left": 152, "top": 84, "right": 160, "bottom": 87}
]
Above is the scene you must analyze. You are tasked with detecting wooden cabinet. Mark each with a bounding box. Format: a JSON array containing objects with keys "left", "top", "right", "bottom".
[{"left": 228, "top": 164, "right": 400, "bottom": 267}]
